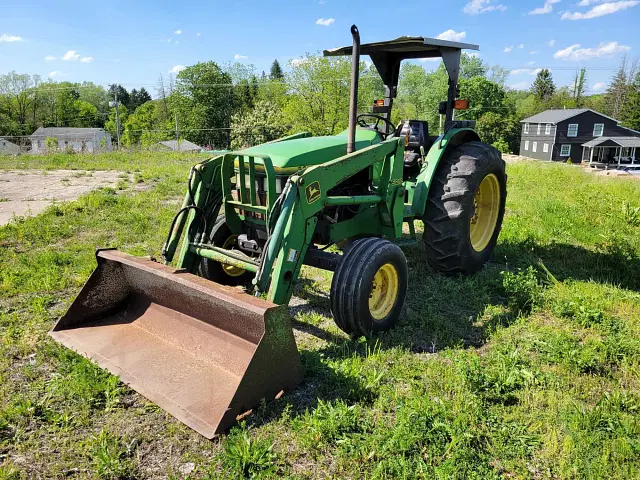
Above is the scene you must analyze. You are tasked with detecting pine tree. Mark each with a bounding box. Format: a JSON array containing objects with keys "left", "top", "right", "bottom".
[
  {"left": 532, "top": 69, "right": 555, "bottom": 101},
  {"left": 269, "top": 59, "right": 284, "bottom": 81},
  {"left": 620, "top": 71, "right": 640, "bottom": 131}
]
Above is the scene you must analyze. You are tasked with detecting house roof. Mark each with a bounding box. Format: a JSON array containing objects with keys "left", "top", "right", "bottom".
[
  {"left": 158, "top": 140, "right": 202, "bottom": 151},
  {"left": 582, "top": 136, "right": 640, "bottom": 148},
  {"left": 30, "top": 127, "right": 107, "bottom": 140},
  {"left": 520, "top": 108, "right": 625, "bottom": 125},
  {"left": 520, "top": 109, "right": 591, "bottom": 124}
]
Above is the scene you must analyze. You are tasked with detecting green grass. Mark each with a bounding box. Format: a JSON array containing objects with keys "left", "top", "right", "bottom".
[{"left": 1, "top": 153, "right": 639, "bottom": 479}]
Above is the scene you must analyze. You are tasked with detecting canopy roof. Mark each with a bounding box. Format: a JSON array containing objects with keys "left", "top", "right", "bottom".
[
  {"left": 324, "top": 36, "right": 479, "bottom": 59},
  {"left": 583, "top": 137, "right": 640, "bottom": 148}
]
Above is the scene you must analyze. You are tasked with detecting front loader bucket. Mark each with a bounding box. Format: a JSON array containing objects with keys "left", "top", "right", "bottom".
[{"left": 50, "top": 250, "right": 302, "bottom": 438}]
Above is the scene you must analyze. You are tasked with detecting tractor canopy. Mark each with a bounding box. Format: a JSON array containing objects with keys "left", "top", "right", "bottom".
[
  {"left": 238, "top": 128, "right": 381, "bottom": 173},
  {"left": 324, "top": 35, "right": 479, "bottom": 128}
]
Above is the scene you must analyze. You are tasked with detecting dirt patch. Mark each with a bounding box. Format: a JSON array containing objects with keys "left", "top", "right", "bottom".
[{"left": 0, "top": 170, "right": 131, "bottom": 225}]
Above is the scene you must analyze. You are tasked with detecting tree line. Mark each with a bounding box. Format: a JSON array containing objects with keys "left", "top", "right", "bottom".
[{"left": 1, "top": 55, "right": 638, "bottom": 153}]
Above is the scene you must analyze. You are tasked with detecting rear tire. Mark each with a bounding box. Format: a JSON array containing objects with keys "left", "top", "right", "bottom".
[
  {"left": 330, "top": 238, "right": 408, "bottom": 337},
  {"left": 423, "top": 141, "right": 507, "bottom": 274},
  {"left": 198, "top": 214, "right": 254, "bottom": 286}
]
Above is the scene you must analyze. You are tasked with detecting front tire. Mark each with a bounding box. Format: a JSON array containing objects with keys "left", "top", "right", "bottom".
[
  {"left": 330, "top": 238, "right": 408, "bottom": 337},
  {"left": 423, "top": 141, "right": 507, "bottom": 274}
]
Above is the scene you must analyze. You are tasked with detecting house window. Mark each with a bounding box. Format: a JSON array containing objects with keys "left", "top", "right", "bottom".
[
  {"left": 568, "top": 124, "right": 579, "bottom": 137},
  {"left": 561, "top": 144, "right": 571, "bottom": 156},
  {"left": 524, "top": 123, "right": 530, "bottom": 134},
  {"left": 593, "top": 123, "right": 604, "bottom": 137},
  {"left": 545, "top": 124, "right": 552, "bottom": 135},
  {"left": 532, "top": 142, "right": 538, "bottom": 153},
  {"left": 543, "top": 143, "right": 549, "bottom": 153},
  {"left": 537, "top": 124, "right": 541, "bottom": 135},
  {"left": 524, "top": 140, "right": 529, "bottom": 151}
]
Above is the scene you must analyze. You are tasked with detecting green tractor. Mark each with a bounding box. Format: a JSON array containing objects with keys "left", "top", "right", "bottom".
[{"left": 51, "top": 26, "right": 506, "bottom": 438}]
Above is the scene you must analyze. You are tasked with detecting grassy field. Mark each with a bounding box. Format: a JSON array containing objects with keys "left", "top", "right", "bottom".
[{"left": 1, "top": 152, "right": 639, "bottom": 479}]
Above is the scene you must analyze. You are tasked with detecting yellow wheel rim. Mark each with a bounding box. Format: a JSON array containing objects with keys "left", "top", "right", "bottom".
[
  {"left": 469, "top": 173, "right": 501, "bottom": 252},
  {"left": 369, "top": 263, "right": 399, "bottom": 321},
  {"left": 221, "top": 235, "right": 245, "bottom": 277}
]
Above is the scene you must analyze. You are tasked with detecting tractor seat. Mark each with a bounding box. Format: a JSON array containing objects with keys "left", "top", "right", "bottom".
[{"left": 398, "top": 120, "right": 431, "bottom": 169}]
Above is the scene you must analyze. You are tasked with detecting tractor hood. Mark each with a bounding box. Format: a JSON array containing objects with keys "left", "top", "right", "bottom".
[{"left": 238, "top": 128, "right": 381, "bottom": 174}]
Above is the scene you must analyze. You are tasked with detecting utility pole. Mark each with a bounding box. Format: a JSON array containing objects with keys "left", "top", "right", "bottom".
[
  {"left": 174, "top": 112, "right": 179, "bottom": 143},
  {"left": 109, "top": 91, "right": 121, "bottom": 149}
]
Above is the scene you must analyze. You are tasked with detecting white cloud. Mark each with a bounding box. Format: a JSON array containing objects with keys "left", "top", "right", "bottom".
[
  {"left": 511, "top": 68, "right": 543, "bottom": 75},
  {"left": 0, "top": 33, "right": 24, "bottom": 43},
  {"left": 504, "top": 46, "right": 514, "bottom": 53},
  {"left": 436, "top": 29, "right": 467, "bottom": 42},
  {"left": 508, "top": 81, "right": 531, "bottom": 90},
  {"left": 316, "top": 18, "right": 335, "bottom": 26},
  {"left": 174, "top": 29, "right": 182, "bottom": 35},
  {"left": 196, "top": 32, "right": 201, "bottom": 37},
  {"left": 420, "top": 58, "right": 441, "bottom": 62},
  {"left": 592, "top": 81, "right": 607, "bottom": 91},
  {"left": 62, "top": 50, "right": 80, "bottom": 61},
  {"left": 529, "top": 0, "right": 561, "bottom": 15},
  {"left": 80, "top": 56, "right": 93, "bottom": 63},
  {"left": 562, "top": 0, "right": 639, "bottom": 19},
  {"left": 45, "top": 55, "right": 56, "bottom": 61},
  {"left": 577, "top": 0, "right": 605, "bottom": 5},
  {"left": 48, "top": 71, "right": 64, "bottom": 78},
  {"left": 547, "top": 39, "right": 556, "bottom": 47},
  {"left": 463, "top": 0, "right": 507, "bottom": 14},
  {"left": 518, "top": 44, "right": 525, "bottom": 49},
  {"left": 530, "top": 50, "right": 538, "bottom": 55},
  {"left": 169, "top": 65, "right": 186, "bottom": 74},
  {"left": 234, "top": 54, "right": 248, "bottom": 60},
  {"left": 554, "top": 41, "right": 631, "bottom": 60},
  {"left": 167, "top": 38, "right": 172, "bottom": 43}
]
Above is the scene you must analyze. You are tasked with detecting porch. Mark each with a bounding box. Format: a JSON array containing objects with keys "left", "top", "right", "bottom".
[{"left": 582, "top": 137, "right": 640, "bottom": 170}]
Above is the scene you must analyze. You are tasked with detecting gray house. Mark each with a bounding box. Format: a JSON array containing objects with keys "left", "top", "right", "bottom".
[
  {"left": 0, "top": 138, "right": 21, "bottom": 154},
  {"left": 30, "top": 127, "right": 112, "bottom": 154},
  {"left": 519, "top": 109, "right": 640, "bottom": 164}
]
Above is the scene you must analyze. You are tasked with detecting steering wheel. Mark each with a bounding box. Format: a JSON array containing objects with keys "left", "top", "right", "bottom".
[{"left": 356, "top": 114, "right": 396, "bottom": 139}]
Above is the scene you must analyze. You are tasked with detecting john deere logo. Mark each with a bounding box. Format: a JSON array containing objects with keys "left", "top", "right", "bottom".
[{"left": 306, "top": 181, "right": 321, "bottom": 204}]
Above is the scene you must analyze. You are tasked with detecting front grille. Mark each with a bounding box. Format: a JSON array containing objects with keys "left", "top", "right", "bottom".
[{"left": 232, "top": 172, "right": 289, "bottom": 221}]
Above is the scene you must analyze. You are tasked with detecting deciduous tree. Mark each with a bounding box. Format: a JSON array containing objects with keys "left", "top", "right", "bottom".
[{"left": 620, "top": 71, "right": 640, "bottom": 131}]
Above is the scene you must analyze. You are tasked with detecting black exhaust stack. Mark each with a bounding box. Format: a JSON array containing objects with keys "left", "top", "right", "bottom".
[{"left": 347, "top": 25, "right": 360, "bottom": 155}]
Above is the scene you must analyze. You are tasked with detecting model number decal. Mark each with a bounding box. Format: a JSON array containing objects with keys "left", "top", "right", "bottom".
[{"left": 287, "top": 248, "right": 299, "bottom": 263}]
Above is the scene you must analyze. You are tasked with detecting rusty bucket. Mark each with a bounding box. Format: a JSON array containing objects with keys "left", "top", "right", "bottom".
[{"left": 50, "top": 250, "right": 302, "bottom": 438}]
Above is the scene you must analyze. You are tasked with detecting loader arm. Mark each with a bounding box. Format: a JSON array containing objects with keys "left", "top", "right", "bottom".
[{"left": 258, "top": 137, "right": 404, "bottom": 304}]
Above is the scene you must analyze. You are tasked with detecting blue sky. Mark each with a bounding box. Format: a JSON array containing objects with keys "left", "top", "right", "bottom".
[{"left": 0, "top": 0, "right": 638, "bottom": 95}]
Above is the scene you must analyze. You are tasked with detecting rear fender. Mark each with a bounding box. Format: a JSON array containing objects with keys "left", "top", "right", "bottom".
[{"left": 410, "top": 128, "right": 480, "bottom": 218}]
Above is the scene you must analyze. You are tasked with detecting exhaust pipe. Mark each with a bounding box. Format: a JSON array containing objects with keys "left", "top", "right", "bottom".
[{"left": 347, "top": 24, "right": 360, "bottom": 155}]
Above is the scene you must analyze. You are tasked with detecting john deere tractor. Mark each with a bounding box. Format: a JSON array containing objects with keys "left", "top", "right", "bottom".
[{"left": 51, "top": 26, "right": 507, "bottom": 438}]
